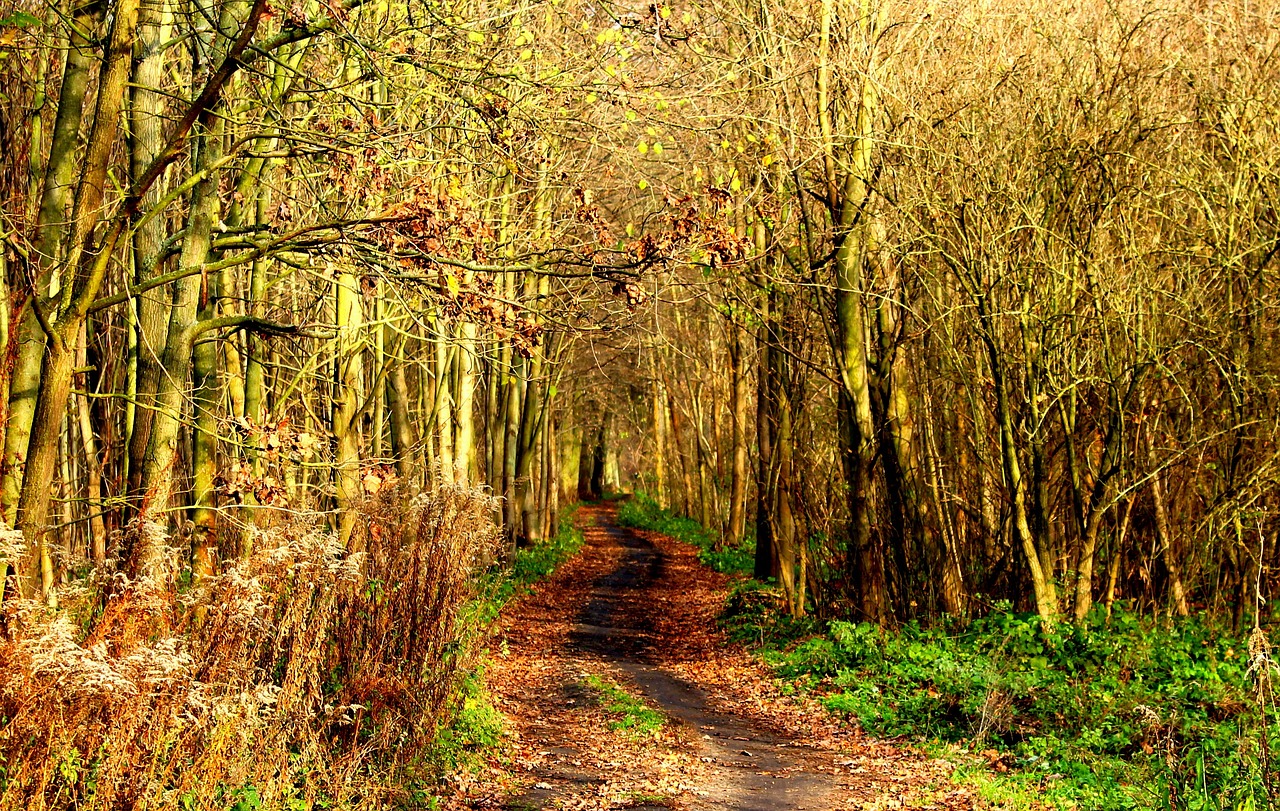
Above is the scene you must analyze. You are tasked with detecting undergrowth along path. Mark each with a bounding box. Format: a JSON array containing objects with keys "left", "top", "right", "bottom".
[{"left": 456, "top": 501, "right": 976, "bottom": 810}]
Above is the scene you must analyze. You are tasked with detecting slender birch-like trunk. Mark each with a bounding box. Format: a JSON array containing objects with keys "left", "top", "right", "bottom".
[
  {"left": 332, "top": 268, "right": 365, "bottom": 546},
  {"left": 2, "top": 1, "right": 101, "bottom": 527},
  {"left": 17, "top": 0, "right": 142, "bottom": 600}
]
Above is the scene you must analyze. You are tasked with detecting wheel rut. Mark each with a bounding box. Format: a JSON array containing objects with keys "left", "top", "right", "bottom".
[{"left": 506, "top": 503, "right": 838, "bottom": 810}]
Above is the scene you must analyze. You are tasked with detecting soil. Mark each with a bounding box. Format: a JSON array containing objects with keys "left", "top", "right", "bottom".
[{"left": 448, "top": 502, "right": 981, "bottom": 811}]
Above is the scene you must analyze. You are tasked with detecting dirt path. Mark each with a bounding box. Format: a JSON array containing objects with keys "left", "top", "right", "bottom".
[
  {"left": 568, "top": 513, "right": 838, "bottom": 811},
  {"left": 455, "top": 502, "right": 974, "bottom": 811}
]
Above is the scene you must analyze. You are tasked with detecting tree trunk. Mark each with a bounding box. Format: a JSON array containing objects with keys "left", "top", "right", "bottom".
[
  {"left": 1147, "top": 422, "right": 1189, "bottom": 617},
  {"left": 17, "top": 0, "right": 141, "bottom": 600},
  {"left": 387, "top": 326, "right": 419, "bottom": 484},
  {"left": 501, "top": 346, "right": 522, "bottom": 554},
  {"left": 517, "top": 331, "right": 553, "bottom": 544},
  {"left": 576, "top": 422, "right": 593, "bottom": 500},
  {"left": 191, "top": 284, "right": 220, "bottom": 581},
  {"left": 590, "top": 411, "right": 609, "bottom": 501},
  {"left": 75, "top": 323, "right": 107, "bottom": 565},
  {"left": 138, "top": 112, "right": 222, "bottom": 562},
  {"left": 455, "top": 319, "right": 478, "bottom": 483},
  {"left": 560, "top": 422, "right": 580, "bottom": 505},
  {"left": 754, "top": 287, "right": 778, "bottom": 581},
  {"left": 921, "top": 388, "right": 968, "bottom": 616},
  {"left": 16, "top": 340, "right": 74, "bottom": 601},
  {"left": 433, "top": 314, "right": 455, "bottom": 480},
  {"left": 982, "top": 318, "right": 1059, "bottom": 622},
  {"left": 775, "top": 376, "right": 800, "bottom": 616},
  {"left": 872, "top": 260, "right": 919, "bottom": 617},
  {"left": 727, "top": 319, "right": 749, "bottom": 547},
  {"left": 651, "top": 343, "right": 668, "bottom": 506},
  {"left": 1072, "top": 397, "right": 1127, "bottom": 621},
  {"left": 332, "top": 268, "right": 365, "bottom": 547},
  {"left": 2, "top": 1, "right": 101, "bottom": 527},
  {"left": 1104, "top": 498, "right": 1134, "bottom": 619},
  {"left": 692, "top": 384, "right": 714, "bottom": 530},
  {"left": 669, "top": 391, "right": 695, "bottom": 516},
  {"left": 486, "top": 349, "right": 502, "bottom": 494},
  {"left": 822, "top": 0, "right": 885, "bottom": 623},
  {"left": 544, "top": 410, "right": 559, "bottom": 537},
  {"left": 125, "top": 0, "right": 173, "bottom": 505}
]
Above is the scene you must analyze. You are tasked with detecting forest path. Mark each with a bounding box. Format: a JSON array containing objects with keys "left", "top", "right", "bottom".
[
  {"left": 460, "top": 502, "right": 970, "bottom": 811},
  {"left": 563, "top": 506, "right": 836, "bottom": 810}
]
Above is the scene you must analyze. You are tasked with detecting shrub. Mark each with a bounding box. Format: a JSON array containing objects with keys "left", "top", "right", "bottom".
[
  {"left": 746, "top": 607, "right": 1277, "bottom": 809},
  {"left": 0, "top": 484, "right": 499, "bottom": 811}
]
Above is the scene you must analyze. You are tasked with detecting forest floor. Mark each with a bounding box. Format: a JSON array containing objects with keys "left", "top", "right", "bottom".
[{"left": 445, "top": 501, "right": 985, "bottom": 810}]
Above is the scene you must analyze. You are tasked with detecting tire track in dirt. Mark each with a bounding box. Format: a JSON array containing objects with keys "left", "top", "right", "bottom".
[
  {"left": 470, "top": 500, "right": 972, "bottom": 811},
  {"left": 497, "top": 502, "right": 839, "bottom": 810}
]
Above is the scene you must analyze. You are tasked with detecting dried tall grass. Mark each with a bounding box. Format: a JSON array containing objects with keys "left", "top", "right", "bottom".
[{"left": 0, "top": 484, "right": 499, "bottom": 811}]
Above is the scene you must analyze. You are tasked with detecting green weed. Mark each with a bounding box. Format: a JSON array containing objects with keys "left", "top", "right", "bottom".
[
  {"left": 739, "top": 606, "right": 1274, "bottom": 809},
  {"left": 617, "top": 493, "right": 753, "bottom": 574},
  {"left": 582, "top": 674, "right": 666, "bottom": 736},
  {"left": 432, "top": 505, "right": 586, "bottom": 776},
  {"left": 428, "top": 670, "right": 507, "bottom": 772}
]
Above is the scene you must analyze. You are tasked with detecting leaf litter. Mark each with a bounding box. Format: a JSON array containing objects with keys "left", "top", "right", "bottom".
[{"left": 444, "top": 503, "right": 1000, "bottom": 810}]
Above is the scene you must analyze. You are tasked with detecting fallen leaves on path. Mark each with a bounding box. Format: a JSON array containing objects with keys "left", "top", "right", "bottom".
[
  {"left": 442, "top": 503, "right": 992, "bottom": 810},
  {"left": 625, "top": 523, "right": 985, "bottom": 810}
]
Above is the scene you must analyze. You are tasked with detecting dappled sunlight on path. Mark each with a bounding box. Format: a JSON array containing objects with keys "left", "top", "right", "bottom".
[{"left": 450, "top": 503, "right": 981, "bottom": 810}]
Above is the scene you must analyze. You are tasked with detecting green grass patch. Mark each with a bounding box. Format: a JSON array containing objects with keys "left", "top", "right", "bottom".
[
  {"left": 616, "top": 492, "right": 753, "bottom": 574},
  {"left": 720, "top": 579, "right": 822, "bottom": 648},
  {"left": 610, "top": 498, "right": 1280, "bottom": 808},
  {"left": 582, "top": 674, "right": 666, "bottom": 736},
  {"left": 426, "top": 669, "right": 507, "bottom": 772},
  {"left": 511, "top": 508, "right": 588, "bottom": 586},
  {"left": 623, "top": 790, "right": 676, "bottom": 806},
  {"left": 735, "top": 605, "right": 1275, "bottom": 810}
]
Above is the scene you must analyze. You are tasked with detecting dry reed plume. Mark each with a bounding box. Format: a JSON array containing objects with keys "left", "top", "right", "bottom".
[{"left": 0, "top": 483, "right": 499, "bottom": 811}]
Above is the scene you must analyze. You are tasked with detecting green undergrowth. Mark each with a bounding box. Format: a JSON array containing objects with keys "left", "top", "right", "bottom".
[
  {"left": 616, "top": 492, "right": 753, "bottom": 574},
  {"left": 728, "top": 588, "right": 1278, "bottom": 810},
  {"left": 472, "top": 503, "right": 588, "bottom": 625},
  {"left": 430, "top": 505, "right": 586, "bottom": 775},
  {"left": 624, "top": 498, "right": 1278, "bottom": 810},
  {"left": 582, "top": 674, "right": 666, "bottom": 736}
]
